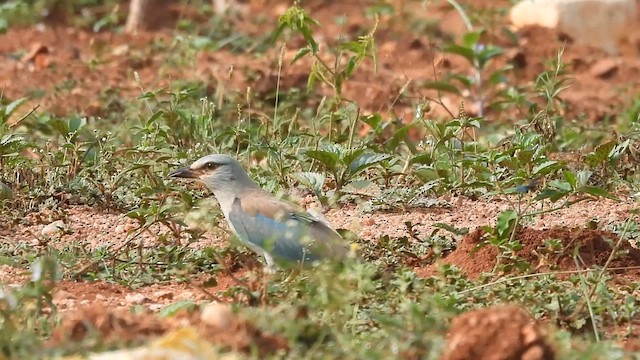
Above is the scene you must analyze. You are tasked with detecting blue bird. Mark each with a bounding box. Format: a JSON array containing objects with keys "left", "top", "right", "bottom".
[{"left": 169, "top": 154, "right": 351, "bottom": 272}]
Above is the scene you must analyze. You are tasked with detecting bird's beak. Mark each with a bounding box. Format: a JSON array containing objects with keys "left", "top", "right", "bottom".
[{"left": 168, "top": 166, "right": 198, "bottom": 178}]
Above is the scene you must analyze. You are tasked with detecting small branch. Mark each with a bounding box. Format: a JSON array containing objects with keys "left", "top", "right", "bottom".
[{"left": 9, "top": 105, "right": 40, "bottom": 128}]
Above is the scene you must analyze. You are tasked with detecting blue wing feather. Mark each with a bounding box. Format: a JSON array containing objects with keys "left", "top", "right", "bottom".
[{"left": 228, "top": 197, "right": 322, "bottom": 263}]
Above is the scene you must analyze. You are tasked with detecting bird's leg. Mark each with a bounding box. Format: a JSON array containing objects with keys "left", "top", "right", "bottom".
[
  {"left": 260, "top": 252, "right": 276, "bottom": 306},
  {"left": 263, "top": 252, "right": 277, "bottom": 275}
]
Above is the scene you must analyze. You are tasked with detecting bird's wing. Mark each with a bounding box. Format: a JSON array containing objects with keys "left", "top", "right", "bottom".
[{"left": 228, "top": 192, "right": 349, "bottom": 263}]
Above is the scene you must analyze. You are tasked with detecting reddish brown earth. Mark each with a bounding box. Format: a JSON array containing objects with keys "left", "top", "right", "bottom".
[
  {"left": 47, "top": 302, "right": 288, "bottom": 356},
  {"left": 441, "top": 305, "right": 554, "bottom": 360},
  {"left": 2, "top": 0, "right": 640, "bottom": 356},
  {"left": 419, "top": 226, "right": 640, "bottom": 278}
]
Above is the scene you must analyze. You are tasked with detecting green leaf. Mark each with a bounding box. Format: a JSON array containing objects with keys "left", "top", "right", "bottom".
[
  {"left": 69, "top": 116, "right": 87, "bottom": 133},
  {"left": 443, "top": 44, "right": 474, "bottom": 64},
  {"left": 306, "top": 149, "right": 340, "bottom": 173},
  {"left": 579, "top": 186, "right": 619, "bottom": 201},
  {"left": 576, "top": 170, "right": 593, "bottom": 187},
  {"left": 291, "top": 171, "right": 325, "bottom": 194},
  {"left": 432, "top": 223, "right": 469, "bottom": 236},
  {"left": 4, "top": 97, "right": 28, "bottom": 118},
  {"left": 346, "top": 179, "right": 372, "bottom": 190},
  {"left": 462, "top": 31, "right": 481, "bottom": 48},
  {"left": 159, "top": 300, "right": 196, "bottom": 317},
  {"left": 496, "top": 210, "right": 517, "bottom": 238},
  {"left": 532, "top": 160, "right": 559, "bottom": 177},
  {"left": 535, "top": 189, "right": 566, "bottom": 202},
  {"left": 362, "top": 113, "right": 383, "bottom": 133},
  {"left": 347, "top": 152, "right": 391, "bottom": 177},
  {"left": 548, "top": 179, "right": 572, "bottom": 192},
  {"left": 410, "top": 153, "right": 433, "bottom": 165},
  {"left": 423, "top": 81, "right": 462, "bottom": 95},
  {"left": 341, "top": 147, "right": 366, "bottom": 166},
  {"left": 387, "top": 125, "right": 412, "bottom": 151},
  {"left": 0, "top": 181, "right": 12, "bottom": 200},
  {"left": 586, "top": 140, "right": 616, "bottom": 167},
  {"left": 563, "top": 171, "right": 577, "bottom": 189},
  {"left": 291, "top": 47, "right": 312, "bottom": 64},
  {"left": 477, "top": 47, "right": 504, "bottom": 68}
]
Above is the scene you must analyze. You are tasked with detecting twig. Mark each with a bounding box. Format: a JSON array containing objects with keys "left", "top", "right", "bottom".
[
  {"left": 9, "top": 105, "right": 40, "bottom": 128},
  {"left": 459, "top": 265, "right": 640, "bottom": 295},
  {"left": 73, "top": 224, "right": 151, "bottom": 277}
]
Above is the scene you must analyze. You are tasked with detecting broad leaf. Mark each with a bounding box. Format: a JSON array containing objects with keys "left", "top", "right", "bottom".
[
  {"left": 532, "top": 160, "right": 559, "bottom": 176},
  {"left": 496, "top": 210, "right": 517, "bottom": 238},
  {"left": 423, "top": 81, "right": 461, "bottom": 95},
  {"left": 306, "top": 149, "right": 340, "bottom": 173},
  {"left": 347, "top": 152, "right": 391, "bottom": 177},
  {"left": 535, "top": 189, "right": 566, "bottom": 202},
  {"left": 291, "top": 171, "right": 325, "bottom": 194},
  {"left": 579, "top": 186, "right": 619, "bottom": 201}
]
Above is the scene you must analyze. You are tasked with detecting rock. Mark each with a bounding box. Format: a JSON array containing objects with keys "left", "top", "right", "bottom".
[
  {"left": 175, "top": 291, "right": 195, "bottom": 301},
  {"left": 509, "top": 0, "right": 637, "bottom": 54},
  {"left": 200, "top": 302, "right": 233, "bottom": 330},
  {"left": 111, "top": 44, "right": 130, "bottom": 57},
  {"left": 441, "top": 305, "right": 554, "bottom": 360},
  {"left": 153, "top": 290, "right": 174, "bottom": 301},
  {"left": 53, "top": 290, "right": 75, "bottom": 300},
  {"left": 114, "top": 225, "right": 126, "bottom": 234},
  {"left": 125, "top": 293, "right": 149, "bottom": 305},
  {"left": 41, "top": 220, "right": 66, "bottom": 238},
  {"left": 589, "top": 58, "right": 620, "bottom": 78}
]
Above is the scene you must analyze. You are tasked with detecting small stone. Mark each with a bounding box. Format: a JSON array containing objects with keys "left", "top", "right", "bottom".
[
  {"left": 589, "top": 58, "right": 619, "bottom": 78},
  {"left": 175, "top": 291, "right": 194, "bottom": 301},
  {"left": 114, "top": 225, "right": 126, "bottom": 234},
  {"left": 111, "top": 44, "right": 130, "bottom": 56},
  {"left": 56, "top": 299, "right": 75, "bottom": 309},
  {"left": 201, "top": 302, "right": 234, "bottom": 330},
  {"left": 509, "top": 0, "right": 636, "bottom": 54},
  {"left": 21, "top": 43, "right": 49, "bottom": 63},
  {"left": 95, "top": 294, "right": 106, "bottom": 301},
  {"left": 148, "top": 303, "right": 164, "bottom": 312},
  {"left": 125, "top": 293, "right": 149, "bottom": 305},
  {"left": 41, "top": 220, "right": 65, "bottom": 238},
  {"left": 153, "top": 290, "right": 174, "bottom": 300}
]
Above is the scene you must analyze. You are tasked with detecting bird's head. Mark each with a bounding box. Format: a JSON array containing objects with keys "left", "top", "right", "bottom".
[{"left": 168, "top": 154, "right": 255, "bottom": 192}]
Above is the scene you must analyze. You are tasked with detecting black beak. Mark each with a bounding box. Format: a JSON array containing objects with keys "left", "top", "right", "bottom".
[{"left": 168, "top": 166, "right": 198, "bottom": 178}]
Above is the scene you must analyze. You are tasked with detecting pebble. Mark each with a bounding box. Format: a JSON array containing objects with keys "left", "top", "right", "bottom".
[
  {"left": 175, "top": 291, "right": 194, "bottom": 301},
  {"left": 125, "top": 293, "right": 149, "bottom": 305},
  {"left": 153, "top": 290, "right": 174, "bottom": 300},
  {"left": 200, "top": 302, "right": 233, "bottom": 330},
  {"left": 41, "top": 220, "right": 66, "bottom": 238}
]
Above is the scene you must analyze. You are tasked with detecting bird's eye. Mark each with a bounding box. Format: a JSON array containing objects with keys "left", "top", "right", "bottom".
[{"left": 205, "top": 162, "right": 219, "bottom": 170}]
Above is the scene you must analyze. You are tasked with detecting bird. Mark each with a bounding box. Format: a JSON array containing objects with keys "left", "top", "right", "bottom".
[{"left": 168, "top": 154, "right": 351, "bottom": 272}]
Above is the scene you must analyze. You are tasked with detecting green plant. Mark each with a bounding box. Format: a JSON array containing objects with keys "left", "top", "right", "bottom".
[{"left": 0, "top": 256, "right": 59, "bottom": 358}]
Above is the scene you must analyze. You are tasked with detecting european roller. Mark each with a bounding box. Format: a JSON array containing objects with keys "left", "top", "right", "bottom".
[{"left": 169, "top": 154, "right": 351, "bottom": 271}]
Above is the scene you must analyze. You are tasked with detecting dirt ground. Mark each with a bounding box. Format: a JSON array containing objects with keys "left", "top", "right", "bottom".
[{"left": 2, "top": 0, "right": 640, "bottom": 356}]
